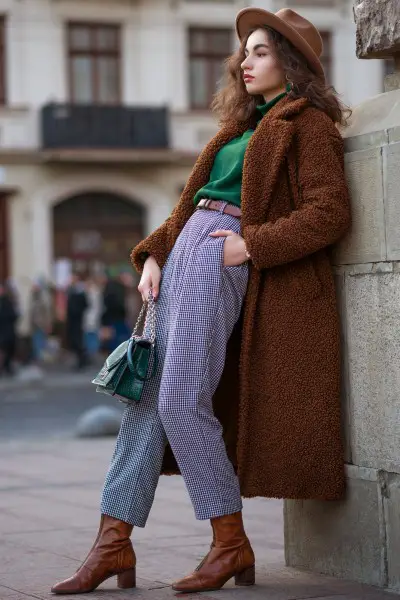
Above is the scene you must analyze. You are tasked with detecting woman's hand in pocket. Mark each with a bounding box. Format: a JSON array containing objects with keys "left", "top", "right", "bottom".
[
  {"left": 209, "top": 229, "right": 249, "bottom": 267},
  {"left": 138, "top": 256, "right": 161, "bottom": 302}
]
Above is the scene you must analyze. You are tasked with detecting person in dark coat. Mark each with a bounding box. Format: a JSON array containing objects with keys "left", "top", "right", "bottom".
[
  {"left": 66, "top": 273, "right": 89, "bottom": 370},
  {"left": 0, "top": 282, "right": 18, "bottom": 376},
  {"left": 101, "top": 275, "right": 129, "bottom": 352}
]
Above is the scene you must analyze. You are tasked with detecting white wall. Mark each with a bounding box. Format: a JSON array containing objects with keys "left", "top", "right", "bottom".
[
  {"left": 0, "top": 0, "right": 384, "bottom": 114},
  {"left": 0, "top": 0, "right": 385, "bottom": 154}
]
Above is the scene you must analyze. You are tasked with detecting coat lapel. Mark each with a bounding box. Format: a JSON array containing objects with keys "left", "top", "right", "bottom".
[
  {"left": 241, "top": 96, "right": 309, "bottom": 228},
  {"left": 180, "top": 96, "right": 309, "bottom": 224}
]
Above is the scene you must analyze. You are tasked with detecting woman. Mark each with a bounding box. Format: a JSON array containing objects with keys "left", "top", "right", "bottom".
[{"left": 51, "top": 7, "right": 351, "bottom": 595}]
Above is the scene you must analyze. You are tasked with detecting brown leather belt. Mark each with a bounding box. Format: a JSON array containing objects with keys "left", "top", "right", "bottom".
[{"left": 196, "top": 198, "right": 242, "bottom": 218}]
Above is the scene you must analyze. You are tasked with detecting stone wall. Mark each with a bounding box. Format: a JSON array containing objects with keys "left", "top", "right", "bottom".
[{"left": 284, "top": 89, "right": 400, "bottom": 591}]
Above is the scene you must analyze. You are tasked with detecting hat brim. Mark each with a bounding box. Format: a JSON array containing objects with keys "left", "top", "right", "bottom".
[{"left": 235, "top": 8, "right": 325, "bottom": 81}]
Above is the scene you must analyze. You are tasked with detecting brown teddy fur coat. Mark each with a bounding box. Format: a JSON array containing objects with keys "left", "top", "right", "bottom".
[{"left": 131, "top": 96, "right": 351, "bottom": 500}]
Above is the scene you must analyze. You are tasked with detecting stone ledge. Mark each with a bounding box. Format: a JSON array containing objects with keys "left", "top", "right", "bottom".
[
  {"left": 344, "top": 130, "right": 389, "bottom": 153},
  {"left": 388, "top": 126, "right": 400, "bottom": 143},
  {"left": 343, "top": 127, "right": 400, "bottom": 154},
  {"left": 344, "top": 126, "right": 400, "bottom": 153},
  {"left": 383, "top": 143, "right": 400, "bottom": 260},
  {"left": 344, "top": 146, "right": 382, "bottom": 164},
  {"left": 333, "top": 262, "right": 399, "bottom": 275},
  {"left": 345, "top": 464, "right": 379, "bottom": 482}
]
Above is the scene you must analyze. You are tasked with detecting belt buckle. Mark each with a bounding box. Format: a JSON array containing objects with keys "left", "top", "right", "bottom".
[{"left": 203, "top": 198, "right": 212, "bottom": 209}]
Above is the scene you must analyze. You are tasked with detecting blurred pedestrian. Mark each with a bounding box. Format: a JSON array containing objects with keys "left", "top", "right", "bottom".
[
  {"left": 83, "top": 276, "right": 102, "bottom": 358},
  {"left": 29, "top": 278, "right": 52, "bottom": 362},
  {"left": 52, "top": 6, "right": 352, "bottom": 596},
  {"left": 0, "top": 282, "right": 18, "bottom": 376},
  {"left": 66, "top": 273, "right": 88, "bottom": 370},
  {"left": 120, "top": 269, "right": 141, "bottom": 330},
  {"left": 100, "top": 273, "right": 129, "bottom": 352},
  {"left": 5, "top": 277, "right": 21, "bottom": 319}
]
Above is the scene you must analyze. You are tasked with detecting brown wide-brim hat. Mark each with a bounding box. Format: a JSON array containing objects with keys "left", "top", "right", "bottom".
[{"left": 236, "top": 7, "right": 325, "bottom": 81}]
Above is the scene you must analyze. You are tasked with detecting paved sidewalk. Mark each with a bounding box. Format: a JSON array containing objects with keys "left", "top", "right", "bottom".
[
  {"left": 0, "top": 365, "right": 97, "bottom": 392},
  {"left": 0, "top": 437, "right": 398, "bottom": 600}
]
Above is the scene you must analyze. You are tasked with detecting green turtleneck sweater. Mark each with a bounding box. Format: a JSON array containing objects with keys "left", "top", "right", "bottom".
[{"left": 193, "top": 91, "right": 286, "bottom": 208}]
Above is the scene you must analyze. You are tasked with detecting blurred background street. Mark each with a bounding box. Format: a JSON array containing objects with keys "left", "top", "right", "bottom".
[{"left": 0, "top": 371, "right": 109, "bottom": 441}]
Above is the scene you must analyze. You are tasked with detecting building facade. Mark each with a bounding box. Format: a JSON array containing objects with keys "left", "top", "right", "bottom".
[{"left": 0, "top": 0, "right": 385, "bottom": 332}]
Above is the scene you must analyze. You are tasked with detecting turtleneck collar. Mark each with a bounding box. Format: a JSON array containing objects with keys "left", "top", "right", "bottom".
[{"left": 256, "top": 89, "right": 287, "bottom": 120}]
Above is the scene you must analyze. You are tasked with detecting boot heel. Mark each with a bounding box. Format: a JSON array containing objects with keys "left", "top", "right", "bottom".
[
  {"left": 235, "top": 565, "right": 255, "bottom": 586},
  {"left": 117, "top": 567, "right": 136, "bottom": 589}
]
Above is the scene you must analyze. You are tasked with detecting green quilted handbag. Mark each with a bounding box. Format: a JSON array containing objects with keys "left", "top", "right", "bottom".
[{"left": 92, "top": 290, "right": 157, "bottom": 404}]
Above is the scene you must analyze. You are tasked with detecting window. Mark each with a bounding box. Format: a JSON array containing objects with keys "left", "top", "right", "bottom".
[
  {"left": 319, "top": 31, "right": 332, "bottom": 84},
  {"left": 0, "top": 17, "right": 6, "bottom": 105},
  {"left": 189, "top": 28, "right": 232, "bottom": 110},
  {"left": 68, "top": 23, "right": 121, "bottom": 104}
]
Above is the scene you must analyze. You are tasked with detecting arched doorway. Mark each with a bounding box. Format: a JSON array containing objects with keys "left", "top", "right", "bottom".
[
  {"left": 52, "top": 191, "right": 145, "bottom": 278},
  {"left": 52, "top": 192, "right": 145, "bottom": 351}
]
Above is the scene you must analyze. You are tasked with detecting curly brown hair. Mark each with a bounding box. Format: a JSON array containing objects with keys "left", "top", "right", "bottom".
[{"left": 211, "top": 26, "right": 351, "bottom": 127}]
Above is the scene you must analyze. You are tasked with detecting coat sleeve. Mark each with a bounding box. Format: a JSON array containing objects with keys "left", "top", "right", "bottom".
[
  {"left": 242, "top": 117, "right": 351, "bottom": 270},
  {"left": 130, "top": 217, "right": 172, "bottom": 274},
  {"left": 130, "top": 185, "right": 197, "bottom": 273}
]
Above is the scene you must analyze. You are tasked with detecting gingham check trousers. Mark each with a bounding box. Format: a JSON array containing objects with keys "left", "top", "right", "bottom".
[{"left": 100, "top": 206, "right": 249, "bottom": 527}]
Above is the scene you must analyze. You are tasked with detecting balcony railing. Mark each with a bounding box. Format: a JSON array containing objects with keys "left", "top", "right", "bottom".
[{"left": 41, "top": 104, "right": 169, "bottom": 150}]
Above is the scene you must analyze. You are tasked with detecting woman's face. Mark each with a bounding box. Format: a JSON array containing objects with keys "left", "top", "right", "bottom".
[{"left": 241, "top": 28, "right": 286, "bottom": 102}]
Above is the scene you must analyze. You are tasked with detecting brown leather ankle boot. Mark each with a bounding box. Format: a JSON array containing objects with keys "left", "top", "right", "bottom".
[
  {"left": 172, "top": 511, "right": 255, "bottom": 593},
  {"left": 51, "top": 515, "right": 136, "bottom": 595}
]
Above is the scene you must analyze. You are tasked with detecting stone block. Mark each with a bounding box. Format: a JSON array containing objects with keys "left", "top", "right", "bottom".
[
  {"left": 334, "top": 272, "right": 351, "bottom": 464},
  {"left": 384, "top": 472, "right": 400, "bottom": 591},
  {"left": 354, "top": 0, "right": 400, "bottom": 59},
  {"left": 344, "top": 130, "right": 388, "bottom": 153},
  {"left": 284, "top": 467, "right": 385, "bottom": 587},
  {"left": 385, "top": 72, "right": 400, "bottom": 92},
  {"left": 345, "top": 272, "right": 400, "bottom": 473},
  {"left": 388, "top": 126, "right": 400, "bottom": 143},
  {"left": 333, "top": 149, "right": 386, "bottom": 265},
  {"left": 383, "top": 142, "right": 400, "bottom": 260}
]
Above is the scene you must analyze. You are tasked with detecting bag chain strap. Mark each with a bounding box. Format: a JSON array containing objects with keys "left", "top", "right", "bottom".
[{"left": 131, "top": 289, "right": 156, "bottom": 345}]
